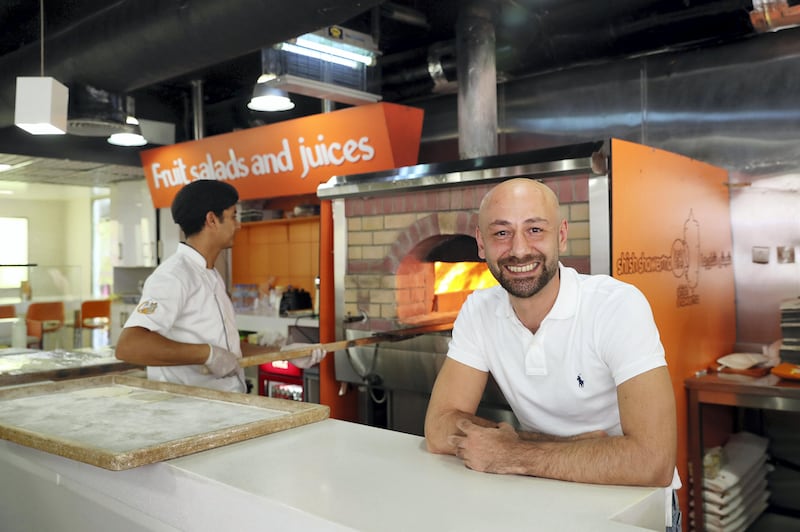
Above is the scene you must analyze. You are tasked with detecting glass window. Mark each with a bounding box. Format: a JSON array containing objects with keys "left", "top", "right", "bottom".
[
  {"left": 0, "top": 217, "right": 28, "bottom": 289},
  {"left": 92, "top": 197, "right": 113, "bottom": 297}
]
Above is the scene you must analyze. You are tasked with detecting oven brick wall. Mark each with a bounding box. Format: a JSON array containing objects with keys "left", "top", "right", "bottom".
[{"left": 343, "top": 176, "right": 591, "bottom": 325}]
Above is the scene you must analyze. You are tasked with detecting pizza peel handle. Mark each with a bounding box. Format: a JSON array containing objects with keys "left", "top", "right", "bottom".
[{"left": 239, "top": 323, "right": 454, "bottom": 368}]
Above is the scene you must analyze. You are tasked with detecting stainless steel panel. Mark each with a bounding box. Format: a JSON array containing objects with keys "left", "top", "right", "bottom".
[
  {"left": 337, "top": 328, "right": 511, "bottom": 408},
  {"left": 318, "top": 142, "right": 603, "bottom": 199},
  {"left": 589, "top": 175, "right": 610, "bottom": 275}
]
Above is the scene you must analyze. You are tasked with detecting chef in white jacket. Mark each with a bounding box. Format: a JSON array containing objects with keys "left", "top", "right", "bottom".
[{"left": 115, "top": 179, "right": 324, "bottom": 392}]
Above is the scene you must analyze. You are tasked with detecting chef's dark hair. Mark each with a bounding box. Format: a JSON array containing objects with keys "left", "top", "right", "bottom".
[{"left": 171, "top": 180, "right": 239, "bottom": 237}]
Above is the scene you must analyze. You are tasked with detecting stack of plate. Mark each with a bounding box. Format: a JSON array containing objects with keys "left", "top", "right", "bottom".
[{"left": 696, "top": 432, "right": 771, "bottom": 532}]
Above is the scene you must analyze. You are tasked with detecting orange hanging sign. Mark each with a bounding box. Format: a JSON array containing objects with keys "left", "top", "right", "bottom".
[{"left": 140, "top": 102, "right": 424, "bottom": 208}]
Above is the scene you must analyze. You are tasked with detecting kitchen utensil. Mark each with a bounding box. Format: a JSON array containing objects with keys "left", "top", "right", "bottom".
[{"left": 239, "top": 321, "right": 453, "bottom": 368}]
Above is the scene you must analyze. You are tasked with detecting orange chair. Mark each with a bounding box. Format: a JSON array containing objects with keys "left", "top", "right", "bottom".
[
  {"left": 80, "top": 299, "right": 111, "bottom": 347},
  {"left": 26, "top": 301, "right": 65, "bottom": 349},
  {"left": 0, "top": 305, "right": 15, "bottom": 318}
]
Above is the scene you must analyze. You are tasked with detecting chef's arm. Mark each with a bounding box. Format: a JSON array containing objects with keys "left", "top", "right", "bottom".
[
  {"left": 424, "top": 357, "right": 495, "bottom": 454},
  {"left": 453, "top": 366, "right": 677, "bottom": 487},
  {"left": 115, "top": 326, "right": 209, "bottom": 366}
]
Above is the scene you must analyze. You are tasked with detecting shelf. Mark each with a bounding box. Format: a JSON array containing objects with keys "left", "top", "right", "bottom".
[
  {"left": 232, "top": 215, "right": 320, "bottom": 300},
  {"left": 241, "top": 215, "right": 319, "bottom": 227}
]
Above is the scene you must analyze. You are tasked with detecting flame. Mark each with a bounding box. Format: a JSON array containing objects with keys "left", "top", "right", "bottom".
[{"left": 434, "top": 262, "right": 497, "bottom": 294}]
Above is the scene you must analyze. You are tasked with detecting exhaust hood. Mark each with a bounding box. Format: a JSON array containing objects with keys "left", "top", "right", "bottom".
[{"left": 317, "top": 140, "right": 607, "bottom": 199}]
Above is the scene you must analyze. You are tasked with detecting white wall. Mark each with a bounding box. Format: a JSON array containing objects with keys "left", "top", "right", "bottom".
[
  {"left": 730, "top": 181, "right": 800, "bottom": 345},
  {"left": 1, "top": 192, "right": 94, "bottom": 302},
  {"left": 66, "top": 195, "right": 94, "bottom": 297}
]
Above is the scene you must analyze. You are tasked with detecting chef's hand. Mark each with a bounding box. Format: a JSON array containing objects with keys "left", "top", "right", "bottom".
[
  {"left": 205, "top": 344, "right": 240, "bottom": 377},
  {"left": 281, "top": 343, "right": 327, "bottom": 369}
]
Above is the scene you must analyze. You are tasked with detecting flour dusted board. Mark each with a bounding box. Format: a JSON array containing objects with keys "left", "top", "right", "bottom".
[
  {"left": 0, "top": 347, "right": 140, "bottom": 386},
  {"left": 0, "top": 375, "right": 329, "bottom": 470}
]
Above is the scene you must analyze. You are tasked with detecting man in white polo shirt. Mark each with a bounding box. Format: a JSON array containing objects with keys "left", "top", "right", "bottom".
[
  {"left": 424, "top": 178, "right": 681, "bottom": 530},
  {"left": 115, "top": 179, "right": 323, "bottom": 392}
]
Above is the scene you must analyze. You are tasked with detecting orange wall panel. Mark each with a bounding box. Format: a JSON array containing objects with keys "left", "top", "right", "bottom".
[{"left": 610, "top": 138, "right": 735, "bottom": 518}]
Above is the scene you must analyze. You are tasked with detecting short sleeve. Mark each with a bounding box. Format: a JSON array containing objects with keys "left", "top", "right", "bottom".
[
  {"left": 446, "top": 292, "right": 491, "bottom": 372},
  {"left": 595, "top": 284, "right": 666, "bottom": 385},
  {"left": 124, "top": 270, "right": 184, "bottom": 334}
]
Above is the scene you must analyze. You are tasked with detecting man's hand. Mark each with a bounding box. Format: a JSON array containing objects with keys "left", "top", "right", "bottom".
[
  {"left": 205, "top": 344, "right": 240, "bottom": 377},
  {"left": 447, "top": 419, "right": 522, "bottom": 474},
  {"left": 281, "top": 343, "right": 326, "bottom": 369}
]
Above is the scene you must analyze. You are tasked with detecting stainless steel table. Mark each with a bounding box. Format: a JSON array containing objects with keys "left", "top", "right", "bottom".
[{"left": 685, "top": 372, "right": 800, "bottom": 530}]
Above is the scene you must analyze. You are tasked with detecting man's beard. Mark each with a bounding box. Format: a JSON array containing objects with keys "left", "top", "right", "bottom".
[{"left": 488, "top": 254, "right": 558, "bottom": 298}]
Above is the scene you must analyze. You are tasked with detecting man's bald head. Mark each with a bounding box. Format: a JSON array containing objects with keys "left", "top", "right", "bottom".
[{"left": 478, "top": 178, "right": 561, "bottom": 231}]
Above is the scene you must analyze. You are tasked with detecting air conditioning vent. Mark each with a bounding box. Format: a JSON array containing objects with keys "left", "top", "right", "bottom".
[
  {"left": 67, "top": 118, "right": 128, "bottom": 137},
  {"left": 67, "top": 84, "right": 127, "bottom": 137}
]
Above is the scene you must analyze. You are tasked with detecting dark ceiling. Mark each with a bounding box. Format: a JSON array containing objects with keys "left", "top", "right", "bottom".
[{"left": 0, "top": 0, "right": 767, "bottom": 187}]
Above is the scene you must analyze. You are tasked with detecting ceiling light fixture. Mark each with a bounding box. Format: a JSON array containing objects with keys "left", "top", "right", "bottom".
[
  {"left": 14, "top": 1, "right": 68, "bottom": 135},
  {"left": 248, "top": 75, "right": 295, "bottom": 112},
  {"left": 295, "top": 34, "right": 376, "bottom": 66},
  {"left": 256, "top": 26, "right": 381, "bottom": 108},
  {"left": 107, "top": 116, "right": 147, "bottom": 147},
  {"left": 264, "top": 74, "right": 382, "bottom": 106},
  {"left": 276, "top": 27, "right": 378, "bottom": 70},
  {"left": 277, "top": 42, "right": 360, "bottom": 69},
  {"left": 108, "top": 97, "right": 147, "bottom": 146}
]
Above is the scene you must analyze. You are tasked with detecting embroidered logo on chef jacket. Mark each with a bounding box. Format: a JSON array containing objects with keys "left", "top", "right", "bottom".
[
  {"left": 136, "top": 299, "right": 158, "bottom": 315},
  {"left": 577, "top": 374, "right": 585, "bottom": 388}
]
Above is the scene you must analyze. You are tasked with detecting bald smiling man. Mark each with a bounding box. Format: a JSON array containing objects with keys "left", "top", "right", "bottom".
[{"left": 424, "top": 178, "right": 682, "bottom": 530}]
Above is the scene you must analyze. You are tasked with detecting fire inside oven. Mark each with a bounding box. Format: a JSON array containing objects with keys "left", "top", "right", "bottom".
[{"left": 396, "top": 234, "right": 497, "bottom": 324}]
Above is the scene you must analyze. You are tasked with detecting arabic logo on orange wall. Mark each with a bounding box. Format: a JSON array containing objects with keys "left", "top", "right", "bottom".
[{"left": 615, "top": 210, "right": 732, "bottom": 307}]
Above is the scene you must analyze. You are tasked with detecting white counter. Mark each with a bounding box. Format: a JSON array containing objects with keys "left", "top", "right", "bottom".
[{"left": 0, "top": 418, "right": 665, "bottom": 531}]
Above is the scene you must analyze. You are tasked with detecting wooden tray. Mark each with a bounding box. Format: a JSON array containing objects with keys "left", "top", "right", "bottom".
[{"left": 0, "top": 375, "right": 329, "bottom": 470}]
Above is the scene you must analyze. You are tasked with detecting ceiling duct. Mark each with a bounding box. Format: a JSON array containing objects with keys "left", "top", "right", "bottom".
[
  {"left": 457, "top": 0, "right": 498, "bottom": 159},
  {"left": 413, "top": 25, "right": 800, "bottom": 179},
  {"left": 0, "top": 0, "right": 384, "bottom": 129},
  {"left": 66, "top": 85, "right": 127, "bottom": 137}
]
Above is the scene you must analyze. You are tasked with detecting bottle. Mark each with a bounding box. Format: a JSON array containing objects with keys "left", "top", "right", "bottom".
[{"left": 12, "top": 317, "right": 26, "bottom": 349}]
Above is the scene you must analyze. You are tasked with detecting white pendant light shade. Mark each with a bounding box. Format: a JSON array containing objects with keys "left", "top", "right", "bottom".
[
  {"left": 248, "top": 84, "right": 295, "bottom": 112},
  {"left": 14, "top": 77, "right": 69, "bottom": 135},
  {"left": 107, "top": 116, "right": 147, "bottom": 146},
  {"left": 107, "top": 130, "right": 147, "bottom": 147}
]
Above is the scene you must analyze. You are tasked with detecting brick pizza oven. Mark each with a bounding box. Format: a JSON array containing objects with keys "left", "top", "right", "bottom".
[{"left": 317, "top": 142, "right": 607, "bottom": 434}]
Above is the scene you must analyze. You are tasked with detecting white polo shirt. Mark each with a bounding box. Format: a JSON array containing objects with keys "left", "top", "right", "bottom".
[
  {"left": 124, "top": 244, "right": 245, "bottom": 392},
  {"left": 447, "top": 264, "right": 667, "bottom": 438},
  {"left": 449, "top": 264, "right": 681, "bottom": 522}
]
